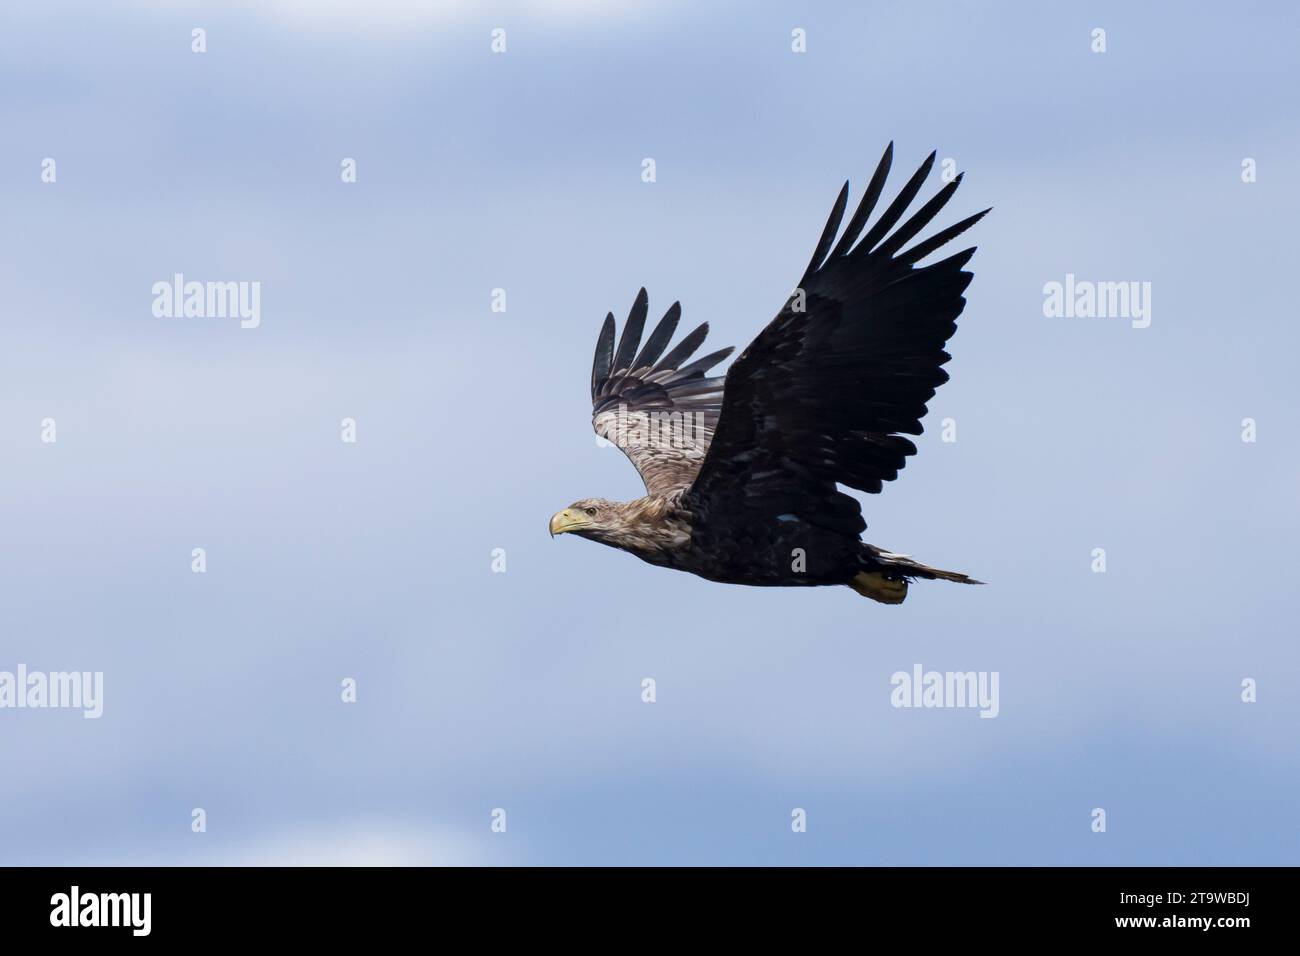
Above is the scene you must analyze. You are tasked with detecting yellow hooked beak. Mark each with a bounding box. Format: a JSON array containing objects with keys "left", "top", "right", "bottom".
[{"left": 549, "top": 508, "right": 592, "bottom": 537}]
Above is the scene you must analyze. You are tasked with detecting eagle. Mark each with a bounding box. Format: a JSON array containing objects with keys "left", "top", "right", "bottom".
[{"left": 549, "top": 144, "right": 989, "bottom": 604}]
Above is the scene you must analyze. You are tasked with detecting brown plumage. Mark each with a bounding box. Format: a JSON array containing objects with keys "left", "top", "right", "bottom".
[{"left": 550, "top": 144, "right": 988, "bottom": 604}]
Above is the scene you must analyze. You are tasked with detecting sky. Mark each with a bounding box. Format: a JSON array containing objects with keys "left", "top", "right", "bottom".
[{"left": 0, "top": 0, "right": 1297, "bottom": 865}]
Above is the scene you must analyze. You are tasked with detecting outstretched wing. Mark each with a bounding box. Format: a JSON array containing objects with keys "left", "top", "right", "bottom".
[
  {"left": 591, "top": 288, "right": 733, "bottom": 496},
  {"left": 687, "top": 144, "right": 989, "bottom": 535}
]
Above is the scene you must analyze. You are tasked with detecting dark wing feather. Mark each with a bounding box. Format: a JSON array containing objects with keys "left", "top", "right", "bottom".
[
  {"left": 687, "top": 145, "right": 988, "bottom": 536},
  {"left": 825, "top": 143, "right": 893, "bottom": 262},
  {"left": 590, "top": 292, "right": 734, "bottom": 496},
  {"left": 590, "top": 313, "right": 616, "bottom": 395},
  {"left": 651, "top": 323, "right": 711, "bottom": 377},
  {"left": 610, "top": 288, "right": 648, "bottom": 377},
  {"left": 630, "top": 301, "right": 680, "bottom": 371}
]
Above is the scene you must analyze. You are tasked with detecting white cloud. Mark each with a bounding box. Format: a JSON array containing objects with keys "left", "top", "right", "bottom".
[
  {"left": 205, "top": 822, "right": 483, "bottom": 866},
  {"left": 246, "top": 0, "right": 473, "bottom": 30},
  {"left": 84, "top": 820, "right": 497, "bottom": 867},
  {"left": 132, "top": 0, "right": 663, "bottom": 32}
]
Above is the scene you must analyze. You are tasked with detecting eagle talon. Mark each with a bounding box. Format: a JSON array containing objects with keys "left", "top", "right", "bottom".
[{"left": 849, "top": 572, "right": 909, "bottom": 604}]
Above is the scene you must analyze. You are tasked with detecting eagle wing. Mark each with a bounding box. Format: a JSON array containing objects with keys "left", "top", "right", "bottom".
[
  {"left": 591, "top": 288, "right": 733, "bottom": 496},
  {"left": 686, "top": 144, "right": 989, "bottom": 535}
]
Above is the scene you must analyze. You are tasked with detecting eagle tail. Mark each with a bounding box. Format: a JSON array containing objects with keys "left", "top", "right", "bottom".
[{"left": 850, "top": 547, "right": 984, "bottom": 603}]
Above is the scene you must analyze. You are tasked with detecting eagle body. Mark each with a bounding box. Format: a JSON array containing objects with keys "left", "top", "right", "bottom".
[
  {"left": 557, "top": 492, "right": 857, "bottom": 585},
  {"left": 555, "top": 492, "right": 968, "bottom": 604},
  {"left": 550, "top": 145, "right": 989, "bottom": 604}
]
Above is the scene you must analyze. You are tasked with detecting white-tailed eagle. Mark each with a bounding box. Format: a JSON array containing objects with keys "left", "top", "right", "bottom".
[{"left": 550, "top": 144, "right": 988, "bottom": 604}]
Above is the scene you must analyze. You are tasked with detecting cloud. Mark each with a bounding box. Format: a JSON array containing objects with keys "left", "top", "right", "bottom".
[
  {"left": 131, "top": 0, "right": 666, "bottom": 33},
  {"left": 242, "top": 0, "right": 474, "bottom": 30},
  {"left": 204, "top": 822, "right": 484, "bottom": 866},
  {"left": 87, "top": 821, "right": 498, "bottom": 867}
]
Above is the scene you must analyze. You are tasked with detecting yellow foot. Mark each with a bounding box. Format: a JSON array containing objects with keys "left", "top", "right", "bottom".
[{"left": 849, "top": 571, "right": 908, "bottom": 605}]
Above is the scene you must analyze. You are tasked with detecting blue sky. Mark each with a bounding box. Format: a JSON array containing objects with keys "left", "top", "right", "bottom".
[{"left": 0, "top": 0, "right": 1297, "bottom": 865}]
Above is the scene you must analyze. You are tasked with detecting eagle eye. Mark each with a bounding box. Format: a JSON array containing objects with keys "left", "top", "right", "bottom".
[{"left": 584, "top": 507, "right": 598, "bottom": 516}]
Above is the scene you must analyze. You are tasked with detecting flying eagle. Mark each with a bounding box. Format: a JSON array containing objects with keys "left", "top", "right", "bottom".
[{"left": 549, "top": 144, "right": 988, "bottom": 604}]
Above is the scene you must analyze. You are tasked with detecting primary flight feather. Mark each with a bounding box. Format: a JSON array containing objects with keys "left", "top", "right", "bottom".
[{"left": 550, "top": 144, "right": 989, "bottom": 604}]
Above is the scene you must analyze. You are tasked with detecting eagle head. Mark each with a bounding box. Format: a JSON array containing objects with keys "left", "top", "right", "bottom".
[
  {"left": 551, "top": 496, "right": 690, "bottom": 557},
  {"left": 549, "top": 498, "right": 621, "bottom": 542}
]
